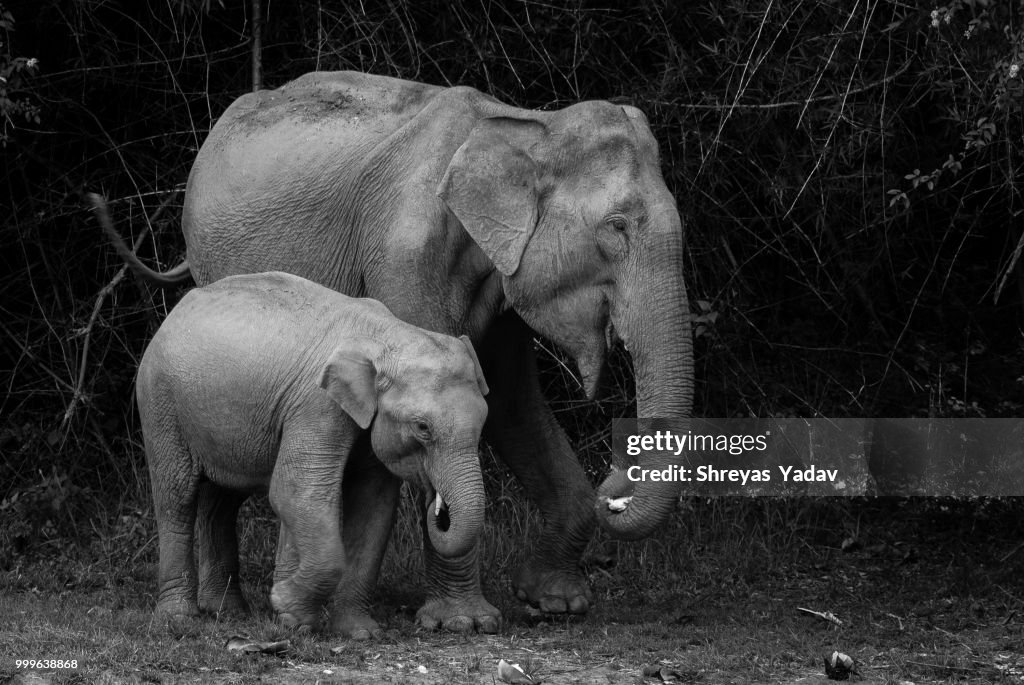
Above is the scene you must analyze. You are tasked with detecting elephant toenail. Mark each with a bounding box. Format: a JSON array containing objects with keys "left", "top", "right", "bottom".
[
  {"left": 542, "top": 598, "right": 568, "bottom": 613},
  {"left": 478, "top": 616, "right": 500, "bottom": 633},
  {"left": 444, "top": 616, "right": 474, "bottom": 633}
]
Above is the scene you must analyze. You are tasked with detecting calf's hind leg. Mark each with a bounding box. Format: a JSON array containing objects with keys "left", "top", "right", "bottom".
[
  {"left": 196, "top": 483, "right": 250, "bottom": 615},
  {"left": 145, "top": 414, "right": 202, "bottom": 619}
]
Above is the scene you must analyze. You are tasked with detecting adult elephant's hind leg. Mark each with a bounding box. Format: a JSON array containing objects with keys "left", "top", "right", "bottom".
[
  {"left": 195, "top": 482, "right": 250, "bottom": 616},
  {"left": 481, "top": 314, "right": 595, "bottom": 615}
]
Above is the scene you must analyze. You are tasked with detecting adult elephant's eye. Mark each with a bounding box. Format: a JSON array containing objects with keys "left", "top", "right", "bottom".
[
  {"left": 597, "top": 217, "right": 630, "bottom": 261},
  {"left": 415, "top": 420, "right": 432, "bottom": 439}
]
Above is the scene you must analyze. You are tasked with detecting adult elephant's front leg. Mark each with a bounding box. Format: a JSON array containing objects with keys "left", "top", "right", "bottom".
[{"left": 481, "top": 314, "right": 595, "bottom": 614}]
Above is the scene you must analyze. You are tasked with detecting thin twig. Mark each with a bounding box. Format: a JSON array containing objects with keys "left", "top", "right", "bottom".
[
  {"left": 1000, "top": 540, "right": 1024, "bottom": 563},
  {"left": 994, "top": 218, "right": 1024, "bottom": 304},
  {"left": 61, "top": 192, "right": 180, "bottom": 432},
  {"left": 786, "top": 0, "right": 880, "bottom": 219},
  {"left": 1, "top": 320, "right": 77, "bottom": 394},
  {"left": 657, "top": 60, "right": 911, "bottom": 112},
  {"left": 251, "top": 0, "right": 262, "bottom": 91},
  {"left": 904, "top": 661, "right": 976, "bottom": 673},
  {"left": 61, "top": 269, "right": 131, "bottom": 431}
]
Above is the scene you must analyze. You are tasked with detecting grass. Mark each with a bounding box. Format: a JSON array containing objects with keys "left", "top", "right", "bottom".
[{"left": 2, "top": 492, "right": 1023, "bottom": 684}]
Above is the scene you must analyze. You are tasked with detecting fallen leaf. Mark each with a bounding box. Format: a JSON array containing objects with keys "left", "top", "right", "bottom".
[
  {"left": 797, "top": 606, "right": 843, "bottom": 626},
  {"left": 498, "top": 658, "right": 534, "bottom": 683},
  {"left": 225, "top": 635, "right": 291, "bottom": 656},
  {"left": 641, "top": 664, "right": 685, "bottom": 681},
  {"left": 7, "top": 674, "right": 54, "bottom": 685}
]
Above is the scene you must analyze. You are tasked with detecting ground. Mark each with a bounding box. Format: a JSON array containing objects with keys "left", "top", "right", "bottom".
[{"left": 1, "top": 498, "right": 1023, "bottom": 684}]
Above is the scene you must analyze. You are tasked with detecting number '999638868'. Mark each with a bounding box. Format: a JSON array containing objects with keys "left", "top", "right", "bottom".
[{"left": 16, "top": 660, "right": 78, "bottom": 669}]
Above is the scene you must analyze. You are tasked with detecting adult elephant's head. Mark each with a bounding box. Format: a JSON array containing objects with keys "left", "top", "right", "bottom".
[{"left": 439, "top": 101, "right": 694, "bottom": 540}]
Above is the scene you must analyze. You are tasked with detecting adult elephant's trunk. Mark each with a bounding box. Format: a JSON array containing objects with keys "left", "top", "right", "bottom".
[
  {"left": 424, "top": 446, "right": 486, "bottom": 557},
  {"left": 596, "top": 208, "right": 695, "bottom": 541}
]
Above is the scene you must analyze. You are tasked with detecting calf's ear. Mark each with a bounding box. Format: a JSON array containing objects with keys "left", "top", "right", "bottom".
[{"left": 320, "top": 338, "right": 384, "bottom": 429}]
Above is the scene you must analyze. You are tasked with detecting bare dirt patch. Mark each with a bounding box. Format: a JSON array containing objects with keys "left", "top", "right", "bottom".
[{"left": 2, "top": 499, "right": 1023, "bottom": 684}]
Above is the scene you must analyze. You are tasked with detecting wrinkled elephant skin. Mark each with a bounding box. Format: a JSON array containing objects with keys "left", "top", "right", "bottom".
[
  {"left": 112, "top": 72, "right": 695, "bottom": 631},
  {"left": 138, "top": 272, "right": 488, "bottom": 632}
]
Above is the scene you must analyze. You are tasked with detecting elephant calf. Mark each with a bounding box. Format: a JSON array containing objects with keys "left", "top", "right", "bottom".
[{"left": 138, "top": 271, "right": 489, "bottom": 630}]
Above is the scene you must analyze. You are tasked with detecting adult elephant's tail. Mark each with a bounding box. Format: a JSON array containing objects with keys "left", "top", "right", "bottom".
[{"left": 89, "top": 193, "right": 193, "bottom": 288}]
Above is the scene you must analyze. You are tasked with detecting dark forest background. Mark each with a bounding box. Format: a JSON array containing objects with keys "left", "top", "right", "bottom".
[{"left": 2, "top": 1, "right": 1023, "bottom": 553}]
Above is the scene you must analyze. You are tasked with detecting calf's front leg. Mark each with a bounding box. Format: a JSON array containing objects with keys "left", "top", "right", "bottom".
[{"left": 268, "top": 425, "right": 349, "bottom": 630}]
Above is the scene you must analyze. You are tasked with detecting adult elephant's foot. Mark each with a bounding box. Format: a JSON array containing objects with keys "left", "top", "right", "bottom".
[
  {"left": 512, "top": 563, "right": 592, "bottom": 614},
  {"left": 416, "top": 595, "right": 502, "bottom": 633},
  {"left": 330, "top": 609, "right": 383, "bottom": 640},
  {"left": 198, "top": 580, "right": 249, "bottom": 617}
]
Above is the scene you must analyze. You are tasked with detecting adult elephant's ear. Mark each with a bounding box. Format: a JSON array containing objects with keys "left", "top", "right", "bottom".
[
  {"left": 320, "top": 338, "right": 384, "bottom": 429},
  {"left": 438, "top": 118, "right": 543, "bottom": 276}
]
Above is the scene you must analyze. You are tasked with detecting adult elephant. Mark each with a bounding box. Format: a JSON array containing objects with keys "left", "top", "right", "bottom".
[{"left": 111, "top": 71, "right": 694, "bottom": 634}]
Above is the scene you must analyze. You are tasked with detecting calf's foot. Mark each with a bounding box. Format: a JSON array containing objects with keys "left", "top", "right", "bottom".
[
  {"left": 270, "top": 581, "right": 323, "bottom": 631},
  {"left": 330, "top": 609, "right": 383, "bottom": 640}
]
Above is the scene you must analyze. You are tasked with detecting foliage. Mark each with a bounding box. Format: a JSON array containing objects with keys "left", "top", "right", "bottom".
[
  {"left": 1, "top": 0, "right": 1023, "bottom": 551},
  {"left": 0, "top": 2, "right": 39, "bottom": 146}
]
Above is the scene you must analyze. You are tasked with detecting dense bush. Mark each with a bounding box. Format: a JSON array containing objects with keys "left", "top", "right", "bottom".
[{"left": 2, "top": 0, "right": 1023, "bottom": 549}]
